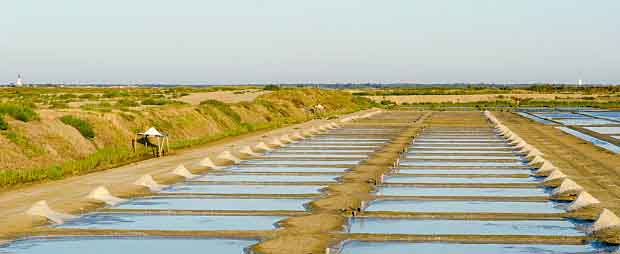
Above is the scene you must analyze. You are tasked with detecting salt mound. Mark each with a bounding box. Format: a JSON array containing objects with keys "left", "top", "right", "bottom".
[
  {"left": 528, "top": 155, "right": 546, "bottom": 166},
  {"left": 291, "top": 132, "right": 305, "bottom": 140},
  {"left": 592, "top": 209, "right": 620, "bottom": 232},
  {"left": 199, "top": 157, "right": 221, "bottom": 170},
  {"left": 239, "top": 146, "right": 260, "bottom": 157},
  {"left": 543, "top": 169, "right": 567, "bottom": 183},
  {"left": 134, "top": 174, "right": 167, "bottom": 192},
  {"left": 254, "top": 142, "right": 271, "bottom": 152},
  {"left": 567, "top": 191, "right": 600, "bottom": 211},
  {"left": 87, "top": 186, "right": 126, "bottom": 206},
  {"left": 534, "top": 161, "right": 557, "bottom": 176},
  {"left": 216, "top": 151, "right": 240, "bottom": 164},
  {"left": 172, "top": 164, "right": 198, "bottom": 179},
  {"left": 514, "top": 140, "right": 528, "bottom": 149},
  {"left": 280, "top": 134, "right": 294, "bottom": 144},
  {"left": 268, "top": 138, "right": 284, "bottom": 147},
  {"left": 26, "top": 200, "right": 77, "bottom": 224},
  {"left": 552, "top": 178, "right": 584, "bottom": 196}
]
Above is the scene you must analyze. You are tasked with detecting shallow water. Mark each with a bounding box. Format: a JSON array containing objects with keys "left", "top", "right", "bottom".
[
  {"left": 0, "top": 237, "right": 257, "bottom": 254},
  {"left": 228, "top": 166, "right": 349, "bottom": 173},
  {"left": 114, "top": 197, "right": 310, "bottom": 211},
  {"left": 265, "top": 154, "right": 368, "bottom": 158},
  {"left": 516, "top": 112, "right": 555, "bottom": 124},
  {"left": 243, "top": 160, "right": 361, "bottom": 165},
  {"left": 401, "top": 161, "right": 526, "bottom": 167},
  {"left": 297, "top": 141, "right": 385, "bottom": 144},
  {"left": 581, "top": 111, "right": 620, "bottom": 121},
  {"left": 338, "top": 241, "right": 616, "bottom": 254},
  {"left": 191, "top": 174, "right": 338, "bottom": 183},
  {"left": 365, "top": 200, "right": 564, "bottom": 213},
  {"left": 310, "top": 138, "right": 388, "bottom": 141},
  {"left": 406, "top": 155, "right": 521, "bottom": 160},
  {"left": 274, "top": 149, "right": 374, "bottom": 153},
  {"left": 554, "top": 118, "right": 616, "bottom": 126},
  {"left": 410, "top": 146, "right": 514, "bottom": 150},
  {"left": 412, "top": 142, "right": 510, "bottom": 146},
  {"left": 409, "top": 150, "right": 515, "bottom": 154},
  {"left": 396, "top": 169, "right": 530, "bottom": 175},
  {"left": 384, "top": 176, "right": 538, "bottom": 184},
  {"left": 557, "top": 127, "right": 620, "bottom": 154},
  {"left": 162, "top": 184, "right": 325, "bottom": 194},
  {"left": 417, "top": 135, "right": 499, "bottom": 138},
  {"left": 348, "top": 218, "right": 585, "bottom": 236},
  {"left": 377, "top": 186, "right": 548, "bottom": 197},
  {"left": 281, "top": 145, "right": 379, "bottom": 149},
  {"left": 534, "top": 113, "right": 590, "bottom": 119},
  {"left": 415, "top": 139, "right": 503, "bottom": 142},
  {"left": 584, "top": 126, "right": 620, "bottom": 135},
  {"left": 57, "top": 214, "right": 285, "bottom": 231}
]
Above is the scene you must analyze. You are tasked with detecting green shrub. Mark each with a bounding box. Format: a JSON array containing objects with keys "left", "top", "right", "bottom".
[
  {"left": 199, "top": 99, "right": 241, "bottom": 123},
  {"left": 116, "top": 99, "right": 140, "bottom": 107},
  {"left": 60, "top": 115, "right": 95, "bottom": 139},
  {"left": 0, "top": 115, "right": 7, "bottom": 130},
  {"left": 141, "top": 98, "right": 169, "bottom": 105},
  {"left": 78, "top": 93, "right": 97, "bottom": 99},
  {"left": 263, "top": 85, "right": 281, "bottom": 91},
  {"left": 0, "top": 103, "right": 39, "bottom": 122},
  {"left": 50, "top": 102, "right": 69, "bottom": 109}
]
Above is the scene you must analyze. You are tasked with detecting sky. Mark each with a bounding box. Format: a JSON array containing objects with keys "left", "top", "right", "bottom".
[{"left": 1, "top": 0, "right": 619, "bottom": 84}]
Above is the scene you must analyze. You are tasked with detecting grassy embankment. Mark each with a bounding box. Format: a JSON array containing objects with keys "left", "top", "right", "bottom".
[{"left": 0, "top": 88, "right": 376, "bottom": 189}]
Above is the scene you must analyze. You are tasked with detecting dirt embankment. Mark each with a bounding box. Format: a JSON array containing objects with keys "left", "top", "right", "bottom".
[
  {"left": 252, "top": 111, "right": 428, "bottom": 254},
  {"left": 0, "top": 89, "right": 374, "bottom": 188},
  {"left": 495, "top": 112, "right": 620, "bottom": 212}
]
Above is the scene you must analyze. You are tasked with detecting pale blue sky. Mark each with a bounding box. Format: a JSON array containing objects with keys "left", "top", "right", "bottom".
[{"left": 1, "top": 0, "right": 619, "bottom": 84}]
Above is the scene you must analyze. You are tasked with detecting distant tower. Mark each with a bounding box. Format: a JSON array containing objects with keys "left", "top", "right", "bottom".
[
  {"left": 16, "top": 74, "right": 23, "bottom": 87},
  {"left": 578, "top": 79, "right": 583, "bottom": 86}
]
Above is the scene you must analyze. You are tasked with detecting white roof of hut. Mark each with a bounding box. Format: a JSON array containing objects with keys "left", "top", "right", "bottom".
[{"left": 140, "top": 127, "right": 166, "bottom": 137}]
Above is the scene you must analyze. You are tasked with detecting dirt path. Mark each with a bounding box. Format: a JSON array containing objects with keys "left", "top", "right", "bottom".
[
  {"left": 0, "top": 109, "right": 375, "bottom": 239},
  {"left": 495, "top": 112, "right": 620, "bottom": 213}
]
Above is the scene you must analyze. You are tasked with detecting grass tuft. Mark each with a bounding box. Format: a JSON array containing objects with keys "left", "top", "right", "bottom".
[{"left": 59, "top": 115, "right": 96, "bottom": 139}]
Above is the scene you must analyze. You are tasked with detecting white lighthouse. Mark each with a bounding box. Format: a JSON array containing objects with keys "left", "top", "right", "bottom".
[{"left": 15, "top": 74, "right": 23, "bottom": 87}]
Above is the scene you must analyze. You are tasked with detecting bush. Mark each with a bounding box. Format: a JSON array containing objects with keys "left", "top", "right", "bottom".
[
  {"left": 116, "top": 99, "right": 140, "bottom": 107},
  {"left": 263, "top": 85, "right": 281, "bottom": 91},
  {"left": 59, "top": 115, "right": 95, "bottom": 139},
  {"left": 141, "top": 98, "right": 168, "bottom": 105},
  {"left": 0, "top": 115, "right": 7, "bottom": 130},
  {"left": 0, "top": 103, "right": 39, "bottom": 122},
  {"left": 199, "top": 99, "right": 241, "bottom": 123}
]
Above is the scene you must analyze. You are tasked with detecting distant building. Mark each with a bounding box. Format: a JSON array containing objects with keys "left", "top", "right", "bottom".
[{"left": 15, "top": 74, "right": 23, "bottom": 87}]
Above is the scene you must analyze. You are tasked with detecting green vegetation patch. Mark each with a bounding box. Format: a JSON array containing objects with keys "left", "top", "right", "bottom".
[
  {"left": 0, "top": 115, "right": 7, "bottom": 130},
  {"left": 0, "top": 103, "right": 39, "bottom": 122},
  {"left": 199, "top": 99, "right": 241, "bottom": 123},
  {"left": 1, "top": 130, "right": 45, "bottom": 157},
  {"left": 263, "top": 84, "right": 281, "bottom": 91},
  {"left": 59, "top": 115, "right": 96, "bottom": 139}
]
